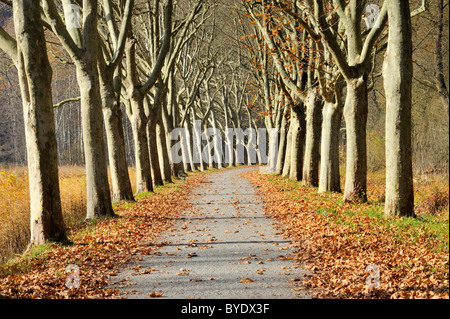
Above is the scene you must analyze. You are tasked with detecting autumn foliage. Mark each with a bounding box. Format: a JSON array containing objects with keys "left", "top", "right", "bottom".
[
  {"left": 244, "top": 170, "right": 449, "bottom": 299},
  {"left": 0, "top": 172, "right": 206, "bottom": 298}
]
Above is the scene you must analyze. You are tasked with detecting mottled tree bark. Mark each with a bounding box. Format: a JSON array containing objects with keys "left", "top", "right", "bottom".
[
  {"left": 343, "top": 76, "right": 368, "bottom": 202},
  {"left": 383, "top": 0, "right": 414, "bottom": 217},
  {"left": 282, "top": 118, "right": 293, "bottom": 178},
  {"left": 147, "top": 105, "right": 164, "bottom": 188},
  {"left": 99, "top": 69, "right": 134, "bottom": 202},
  {"left": 130, "top": 95, "right": 153, "bottom": 194},
  {"left": 313, "top": 0, "right": 389, "bottom": 203},
  {"left": 42, "top": 0, "right": 114, "bottom": 219},
  {"left": 157, "top": 118, "right": 172, "bottom": 183},
  {"left": 276, "top": 103, "right": 289, "bottom": 175},
  {"left": 319, "top": 101, "right": 342, "bottom": 193},
  {"left": 289, "top": 103, "right": 306, "bottom": 181},
  {"left": 13, "top": 0, "right": 66, "bottom": 244},
  {"left": 302, "top": 91, "right": 322, "bottom": 187},
  {"left": 123, "top": 0, "right": 172, "bottom": 193},
  {"left": 75, "top": 62, "right": 114, "bottom": 218},
  {"left": 97, "top": 0, "right": 135, "bottom": 202}
]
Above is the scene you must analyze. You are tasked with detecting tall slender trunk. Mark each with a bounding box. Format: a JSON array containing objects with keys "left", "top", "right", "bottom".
[
  {"left": 75, "top": 64, "right": 114, "bottom": 218},
  {"left": 147, "top": 111, "right": 164, "bottom": 187},
  {"left": 302, "top": 91, "right": 322, "bottom": 187},
  {"left": 206, "top": 133, "right": 215, "bottom": 170},
  {"left": 162, "top": 104, "right": 179, "bottom": 177},
  {"left": 222, "top": 89, "right": 234, "bottom": 168},
  {"left": 282, "top": 119, "right": 293, "bottom": 178},
  {"left": 192, "top": 112, "right": 205, "bottom": 171},
  {"left": 343, "top": 76, "right": 368, "bottom": 202},
  {"left": 56, "top": 0, "right": 115, "bottom": 218},
  {"left": 14, "top": 0, "right": 65, "bottom": 244},
  {"left": 289, "top": 103, "right": 306, "bottom": 181},
  {"left": 164, "top": 73, "right": 184, "bottom": 175},
  {"left": 182, "top": 119, "right": 194, "bottom": 172},
  {"left": 157, "top": 119, "right": 172, "bottom": 182},
  {"left": 211, "top": 105, "right": 223, "bottom": 169},
  {"left": 276, "top": 105, "right": 289, "bottom": 175},
  {"left": 319, "top": 101, "right": 342, "bottom": 193},
  {"left": 99, "top": 72, "right": 134, "bottom": 202},
  {"left": 130, "top": 97, "right": 153, "bottom": 194},
  {"left": 435, "top": 0, "right": 449, "bottom": 119},
  {"left": 383, "top": 0, "right": 414, "bottom": 217}
]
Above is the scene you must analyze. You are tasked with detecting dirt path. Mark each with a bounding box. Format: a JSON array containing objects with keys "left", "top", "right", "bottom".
[{"left": 110, "top": 167, "right": 310, "bottom": 299}]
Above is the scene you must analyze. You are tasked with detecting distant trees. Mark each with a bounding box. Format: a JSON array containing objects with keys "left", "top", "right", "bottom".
[{"left": 124, "top": 0, "right": 173, "bottom": 194}]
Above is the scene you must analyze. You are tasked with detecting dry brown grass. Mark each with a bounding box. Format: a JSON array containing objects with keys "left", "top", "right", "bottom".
[
  {"left": 0, "top": 169, "right": 29, "bottom": 263},
  {"left": 0, "top": 166, "right": 138, "bottom": 264},
  {"left": 0, "top": 166, "right": 87, "bottom": 263},
  {"left": 0, "top": 166, "right": 140, "bottom": 263}
]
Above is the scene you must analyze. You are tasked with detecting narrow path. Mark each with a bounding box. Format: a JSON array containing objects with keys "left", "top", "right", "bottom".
[{"left": 111, "top": 167, "right": 310, "bottom": 299}]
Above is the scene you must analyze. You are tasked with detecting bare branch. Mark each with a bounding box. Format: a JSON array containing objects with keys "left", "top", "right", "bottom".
[
  {"left": 139, "top": 0, "right": 173, "bottom": 95},
  {"left": 0, "top": 26, "right": 17, "bottom": 65},
  {"left": 108, "top": 0, "right": 135, "bottom": 70},
  {"left": 360, "top": 1, "right": 388, "bottom": 66},
  {"left": 53, "top": 96, "right": 81, "bottom": 108},
  {"left": 41, "top": 0, "right": 81, "bottom": 61}
]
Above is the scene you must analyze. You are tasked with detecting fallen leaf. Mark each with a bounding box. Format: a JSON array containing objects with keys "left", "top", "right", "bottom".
[{"left": 240, "top": 278, "right": 255, "bottom": 283}]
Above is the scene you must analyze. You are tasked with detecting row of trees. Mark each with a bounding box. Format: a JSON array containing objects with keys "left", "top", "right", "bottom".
[
  {"left": 0, "top": 0, "right": 448, "bottom": 248},
  {"left": 0, "top": 0, "right": 267, "bottom": 246},
  {"left": 240, "top": 0, "right": 434, "bottom": 216}
]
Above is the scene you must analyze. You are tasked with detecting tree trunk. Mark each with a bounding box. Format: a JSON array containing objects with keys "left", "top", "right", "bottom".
[
  {"left": 157, "top": 119, "right": 173, "bottom": 183},
  {"left": 147, "top": 111, "right": 164, "bottom": 187},
  {"left": 383, "top": 0, "right": 414, "bottom": 217},
  {"left": 211, "top": 105, "right": 224, "bottom": 169},
  {"left": 343, "top": 76, "right": 368, "bottom": 202},
  {"left": 130, "top": 97, "right": 153, "bottom": 194},
  {"left": 319, "top": 101, "right": 342, "bottom": 193},
  {"left": 193, "top": 115, "right": 205, "bottom": 171},
  {"left": 282, "top": 119, "right": 293, "bottom": 178},
  {"left": 14, "top": 0, "right": 66, "bottom": 244},
  {"left": 182, "top": 119, "right": 194, "bottom": 172},
  {"left": 302, "top": 91, "right": 322, "bottom": 187},
  {"left": 99, "top": 72, "right": 134, "bottom": 202},
  {"left": 289, "top": 103, "right": 306, "bottom": 181},
  {"left": 276, "top": 106, "right": 289, "bottom": 175},
  {"left": 435, "top": 0, "right": 449, "bottom": 120},
  {"left": 76, "top": 63, "right": 114, "bottom": 218},
  {"left": 163, "top": 98, "right": 181, "bottom": 176}
]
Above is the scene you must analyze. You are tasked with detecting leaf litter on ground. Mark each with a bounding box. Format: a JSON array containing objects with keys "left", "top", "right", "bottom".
[
  {"left": 243, "top": 170, "right": 449, "bottom": 299},
  {"left": 0, "top": 173, "right": 207, "bottom": 299}
]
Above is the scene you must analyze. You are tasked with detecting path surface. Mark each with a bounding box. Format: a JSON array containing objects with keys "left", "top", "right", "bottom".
[{"left": 110, "top": 167, "right": 310, "bottom": 299}]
